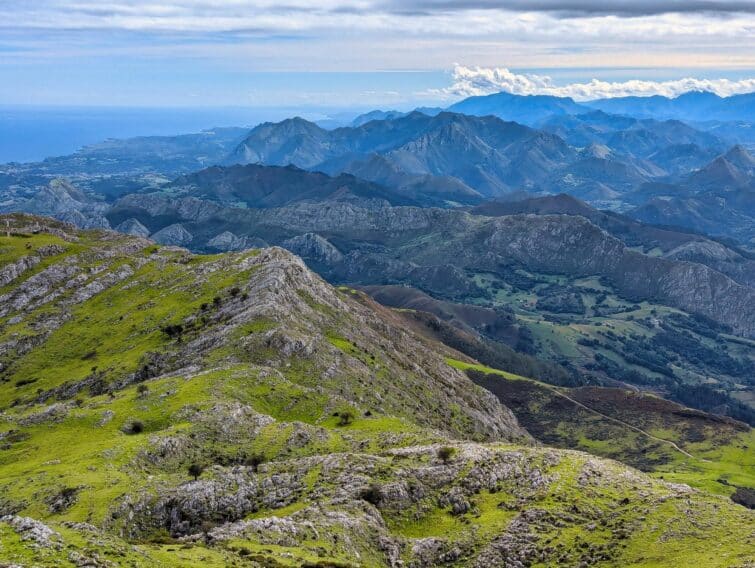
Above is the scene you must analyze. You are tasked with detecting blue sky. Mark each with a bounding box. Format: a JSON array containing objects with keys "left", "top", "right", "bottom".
[{"left": 2, "top": 1, "right": 755, "bottom": 109}]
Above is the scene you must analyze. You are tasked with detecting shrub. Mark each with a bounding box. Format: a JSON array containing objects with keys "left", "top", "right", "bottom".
[
  {"left": 188, "top": 463, "right": 204, "bottom": 481},
  {"left": 161, "top": 323, "right": 184, "bottom": 341},
  {"left": 243, "top": 453, "right": 266, "bottom": 472},
  {"left": 337, "top": 410, "right": 355, "bottom": 426},
  {"left": 360, "top": 483, "right": 382, "bottom": 506},
  {"left": 123, "top": 420, "right": 144, "bottom": 435},
  {"left": 136, "top": 384, "right": 149, "bottom": 397},
  {"left": 148, "top": 529, "right": 175, "bottom": 545},
  {"left": 437, "top": 446, "right": 457, "bottom": 463},
  {"left": 47, "top": 487, "right": 79, "bottom": 513},
  {"left": 134, "top": 352, "right": 167, "bottom": 382},
  {"left": 732, "top": 486, "right": 755, "bottom": 509}
]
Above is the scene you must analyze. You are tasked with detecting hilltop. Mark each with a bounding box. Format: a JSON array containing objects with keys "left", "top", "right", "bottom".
[{"left": 0, "top": 215, "right": 752, "bottom": 567}]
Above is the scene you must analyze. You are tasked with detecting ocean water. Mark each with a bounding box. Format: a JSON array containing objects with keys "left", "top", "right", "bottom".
[{"left": 0, "top": 105, "right": 353, "bottom": 164}]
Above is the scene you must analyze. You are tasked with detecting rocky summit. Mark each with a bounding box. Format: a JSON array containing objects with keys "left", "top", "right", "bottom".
[{"left": 0, "top": 214, "right": 752, "bottom": 567}]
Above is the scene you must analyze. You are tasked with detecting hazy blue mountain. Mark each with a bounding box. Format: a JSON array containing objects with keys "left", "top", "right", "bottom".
[
  {"left": 540, "top": 111, "right": 724, "bottom": 158},
  {"left": 166, "top": 163, "right": 420, "bottom": 207},
  {"left": 630, "top": 192, "right": 755, "bottom": 245},
  {"left": 349, "top": 107, "right": 444, "bottom": 127},
  {"left": 5, "top": 127, "right": 250, "bottom": 180},
  {"left": 648, "top": 143, "right": 719, "bottom": 176},
  {"left": 230, "top": 111, "right": 576, "bottom": 197},
  {"left": 688, "top": 145, "right": 755, "bottom": 190},
  {"left": 587, "top": 91, "right": 755, "bottom": 122},
  {"left": 322, "top": 152, "right": 484, "bottom": 205},
  {"left": 350, "top": 110, "right": 407, "bottom": 126},
  {"left": 606, "top": 119, "right": 723, "bottom": 159},
  {"left": 621, "top": 145, "right": 755, "bottom": 243},
  {"left": 447, "top": 91, "right": 589, "bottom": 125},
  {"left": 3, "top": 91, "right": 754, "bottom": 241},
  {"left": 701, "top": 120, "right": 755, "bottom": 148}
]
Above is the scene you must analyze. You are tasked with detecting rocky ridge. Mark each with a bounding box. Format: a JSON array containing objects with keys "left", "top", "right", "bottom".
[
  {"left": 107, "top": 195, "right": 755, "bottom": 336},
  {"left": 0, "top": 215, "right": 752, "bottom": 567}
]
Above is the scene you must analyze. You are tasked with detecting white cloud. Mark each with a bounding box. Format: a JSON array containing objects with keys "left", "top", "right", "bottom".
[
  {"left": 2, "top": 2, "right": 755, "bottom": 78},
  {"left": 2, "top": 1, "right": 755, "bottom": 38},
  {"left": 435, "top": 65, "right": 755, "bottom": 100}
]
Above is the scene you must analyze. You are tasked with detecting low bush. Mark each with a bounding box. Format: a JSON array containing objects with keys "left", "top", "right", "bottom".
[
  {"left": 122, "top": 420, "right": 144, "bottom": 435},
  {"left": 437, "top": 446, "right": 457, "bottom": 463},
  {"left": 337, "top": 410, "right": 355, "bottom": 426},
  {"left": 188, "top": 463, "right": 204, "bottom": 480}
]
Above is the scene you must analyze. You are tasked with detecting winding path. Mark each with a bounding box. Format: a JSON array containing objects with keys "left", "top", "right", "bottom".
[{"left": 550, "top": 388, "right": 696, "bottom": 459}]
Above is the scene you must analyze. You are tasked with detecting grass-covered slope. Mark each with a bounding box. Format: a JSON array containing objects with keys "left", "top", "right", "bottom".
[
  {"left": 0, "top": 215, "right": 752, "bottom": 567},
  {"left": 449, "top": 360, "right": 754, "bottom": 503}
]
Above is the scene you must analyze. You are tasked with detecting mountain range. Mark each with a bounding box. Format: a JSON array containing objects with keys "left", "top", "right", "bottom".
[
  {"left": 1, "top": 93, "right": 754, "bottom": 416},
  {"left": 1, "top": 87, "right": 755, "bottom": 565},
  {"left": 2, "top": 104, "right": 754, "bottom": 426},
  {"left": 355, "top": 90, "right": 755, "bottom": 129},
  {"left": 4, "top": 91, "right": 755, "bottom": 245}
]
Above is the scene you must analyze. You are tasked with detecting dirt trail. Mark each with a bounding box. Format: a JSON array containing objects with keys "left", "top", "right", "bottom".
[{"left": 551, "top": 388, "right": 696, "bottom": 459}]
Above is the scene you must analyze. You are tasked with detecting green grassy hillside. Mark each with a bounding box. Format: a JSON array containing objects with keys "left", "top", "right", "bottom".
[
  {"left": 466, "top": 267, "right": 755, "bottom": 424},
  {"left": 448, "top": 359, "right": 754, "bottom": 502},
  {"left": 0, "top": 215, "right": 752, "bottom": 567}
]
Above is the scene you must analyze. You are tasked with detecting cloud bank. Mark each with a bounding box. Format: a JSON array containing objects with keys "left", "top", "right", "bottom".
[
  {"left": 2, "top": 1, "right": 755, "bottom": 106},
  {"left": 3, "top": 1, "right": 755, "bottom": 33},
  {"left": 436, "top": 65, "right": 755, "bottom": 101},
  {"left": 384, "top": 0, "right": 755, "bottom": 17}
]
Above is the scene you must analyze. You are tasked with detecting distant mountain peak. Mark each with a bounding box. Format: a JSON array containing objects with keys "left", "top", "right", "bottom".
[
  {"left": 586, "top": 89, "right": 751, "bottom": 122},
  {"left": 580, "top": 143, "right": 613, "bottom": 159},
  {"left": 724, "top": 144, "right": 755, "bottom": 169},
  {"left": 690, "top": 154, "right": 749, "bottom": 188},
  {"left": 446, "top": 90, "right": 589, "bottom": 125},
  {"left": 674, "top": 90, "right": 722, "bottom": 101}
]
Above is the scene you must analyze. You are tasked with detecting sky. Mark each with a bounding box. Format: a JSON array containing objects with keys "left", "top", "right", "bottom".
[{"left": 1, "top": 1, "right": 755, "bottom": 110}]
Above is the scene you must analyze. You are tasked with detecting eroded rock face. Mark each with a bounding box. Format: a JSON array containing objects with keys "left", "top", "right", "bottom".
[
  {"left": 0, "top": 244, "right": 64, "bottom": 287},
  {"left": 15, "top": 179, "right": 111, "bottom": 230},
  {"left": 115, "top": 218, "right": 150, "bottom": 238},
  {"left": 282, "top": 233, "right": 344, "bottom": 264},
  {"left": 150, "top": 223, "right": 193, "bottom": 246},
  {"left": 108, "top": 442, "right": 703, "bottom": 567},
  {"left": 108, "top": 194, "right": 755, "bottom": 336},
  {"left": 58, "top": 210, "right": 111, "bottom": 230},
  {"left": 206, "top": 231, "right": 250, "bottom": 251},
  {"left": 1, "top": 516, "right": 62, "bottom": 550},
  {"left": 664, "top": 240, "right": 755, "bottom": 288}
]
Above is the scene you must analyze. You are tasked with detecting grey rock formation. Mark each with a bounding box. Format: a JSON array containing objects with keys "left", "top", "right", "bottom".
[
  {"left": 0, "top": 516, "right": 62, "bottom": 549},
  {"left": 282, "top": 233, "right": 343, "bottom": 264},
  {"left": 207, "top": 231, "right": 249, "bottom": 251},
  {"left": 150, "top": 223, "right": 193, "bottom": 246},
  {"left": 17, "top": 179, "right": 110, "bottom": 230},
  {"left": 57, "top": 210, "right": 111, "bottom": 230},
  {"left": 112, "top": 193, "right": 755, "bottom": 336},
  {"left": 116, "top": 218, "right": 151, "bottom": 238}
]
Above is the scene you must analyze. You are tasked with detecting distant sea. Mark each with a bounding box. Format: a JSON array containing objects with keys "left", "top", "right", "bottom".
[{"left": 0, "top": 105, "right": 358, "bottom": 164}]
